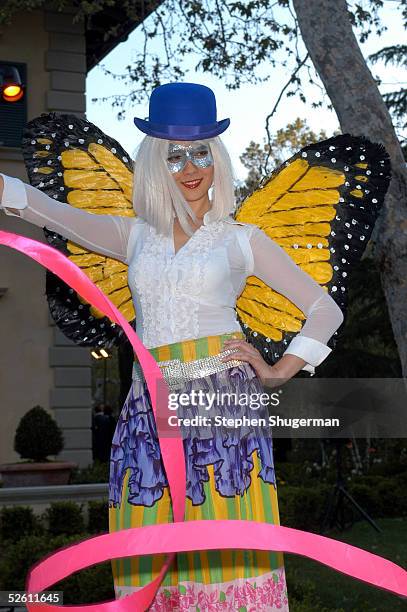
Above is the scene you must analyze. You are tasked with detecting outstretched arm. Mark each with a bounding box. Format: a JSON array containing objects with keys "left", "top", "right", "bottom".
[{"left": 0, "top": 174, "right": 135, "bottom": 263}]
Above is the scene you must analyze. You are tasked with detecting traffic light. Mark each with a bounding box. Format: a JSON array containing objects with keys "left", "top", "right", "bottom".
[
  {"left": 0, "top": 64, "right": 25, "bottom": 103},
  {"left": 0, "top": 61, "right": 27, "bottom": 147}
]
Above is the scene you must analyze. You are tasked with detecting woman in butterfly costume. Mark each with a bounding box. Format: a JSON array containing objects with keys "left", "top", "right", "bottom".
[{"left": 0, "top": 82, "right": 391, "bottom": 610}]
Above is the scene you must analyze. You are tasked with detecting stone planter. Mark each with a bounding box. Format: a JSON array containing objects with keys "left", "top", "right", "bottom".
[{"left": 0, "top": 461, "right": 78, "bottom": 487}]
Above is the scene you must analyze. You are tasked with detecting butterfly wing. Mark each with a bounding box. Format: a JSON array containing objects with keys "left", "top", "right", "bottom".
[
  {"left": 235, "top": 134, "right": 391, "bottom": 364},
  {"left": 22, "top": 113, "right": 135, "bottom": 348}
]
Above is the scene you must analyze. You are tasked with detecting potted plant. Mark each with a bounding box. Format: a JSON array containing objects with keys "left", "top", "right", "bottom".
[{"left": 0, "top": 405, "right": 77, "bottom": 487}]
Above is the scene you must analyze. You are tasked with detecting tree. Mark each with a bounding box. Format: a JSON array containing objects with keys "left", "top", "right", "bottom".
[
  {"left": 291, "top": 0, "right": 407, "bottom": 377},
  {"left": 239, "top": 117, "right": 331, "bottom": 199},
  {"left": 369, "top": 44, "right": 407, "bottom": 157},
  {"left": 318, "top": 256, "right": 402, "bottom": 378}
]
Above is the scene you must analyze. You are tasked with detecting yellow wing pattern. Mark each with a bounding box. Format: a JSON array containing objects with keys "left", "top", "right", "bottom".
[
  {"left": 23, "top": 114, "right": 136, "bottom": 348},
  {"left": 61, "top": 145, "right": 135, "bottom": 322},
  {"left": 235, "top": 135, "right": 391, "bottom": 363}
]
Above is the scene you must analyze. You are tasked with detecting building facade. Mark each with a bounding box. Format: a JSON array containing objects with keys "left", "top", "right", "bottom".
[
  {"left": 0, "top": 7, "right": 93, "bottom": 469},
  {"left": 0, "top": 1, "right": 158, "bottom": 470}
]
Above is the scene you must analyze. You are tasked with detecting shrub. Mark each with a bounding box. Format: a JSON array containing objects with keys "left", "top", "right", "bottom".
[
  {"left": 278, "top": 485, "right": 331, "bottom": 531},
  {"left": 347, "top": 483, "right": 383, "bottom": 517},
  {"left": 61, "top": 561, "right": 114, "bottom": 604},
  {"left": 0, "top": 506, "right": 44, "bottom": 543},
  {"left": 88, "top": 500, "right": 109, "bottom": 534},
  {"left": 0, "top": 533, "right": 79, "bottom": 590},
  {"left": 277, "top": 476, "right": 407, "bottom": 531},
  {"left": 395, "top": 471, "right": 407, "bottom": 486},
  {"left": 43, "top": 501, "right": 85, "bottom": 536},
  {"left": 14, "top": 405, "right": 64, "bottom": 462},
  {"left": 70, "top": 460, "right": 110, "bottom": 484},
  {"left": 375, "top": 480, "right": 407, "bottom": 517},
  {"left": 0, "top": 533, "right": 114, "bottom": 603}
]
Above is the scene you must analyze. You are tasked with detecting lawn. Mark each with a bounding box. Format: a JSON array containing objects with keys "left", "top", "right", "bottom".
[{"left": 285, "top": 518, "right": 407, "bottom": 611}]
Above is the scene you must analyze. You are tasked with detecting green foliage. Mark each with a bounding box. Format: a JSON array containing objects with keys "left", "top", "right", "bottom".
[
  {"left": 346, "top": 478, "right": 407, "bottom": 519},
  {"left": 14, "top": 405, "right": 64, "bottom": 462},
  {"left": 97, "top": 0, "right": 297, "bottom": 117},
  {"left": 0, "top": 532, "right": 77, "bottom": 591},
  {"left": 0, "top": 492, "right": 405, "bottom": 606},
  {"left": 347, "top": 0, "right": 388, "bottom": 42},
  {"left": 238, "top": 117, "right": 333, "bottom": 199},
  {"left": 2, "top": 0, "right": 403, "bottom": 128},
  {"left": 55, "top": 559, "right": 114, "bottom": 604},
  {"left": 369, "top": 44, "right": 407, "bottom": 157},
  {"left": 369, "top": 44, "right": 407, "bottom": 68},
  {"left": 281, "top": 438, "right": 407, "bottom": 484},
  {"left": 0, "top": 500, "right": 113, "bottom": 602},
  {"left": 318, "top": 257, "right": 402, "bottom": 378},
  {"left": 0, "top": 506, "right": 45, "bottom": 543},
  {"left": 278, "top": 476, "right": 406, "bottom": 532},
  {"left": 346, "top": 483, "right": 383, "bottom": 516},
  {"left": 69, "top": 459, "right": 110, "bottom": 484},
  {"left": 2, "top": 0, "right": 404, "bottom": 144},
  {"left": 278, "top": 484, "right": 331, "bottom": 530},
  {"left": 375, "top": 477, "right": 407, "bottom": 516},
  {"left": 91, "top": 0, "right": 398, "bottom": 119},
  {"left": 0, "top": 1, "right": 67, "bottom": 26},
  {"left": 275, "top": 444, "right": 407, "bottom": 529},
  {"left": 88, "top": 499, "right": 109, "bottom": 533},
  {"left": 0, "top": 532, "right": 114, "bottom": 602},
  {"left": 0, "top": 499, "right": 110, "bottom": 544},
  {"left": 0, "top": 1, "right": 118, "bottom": 27},
  {"left": 43, "top": 501, "right": 85, "bottom": 536}
]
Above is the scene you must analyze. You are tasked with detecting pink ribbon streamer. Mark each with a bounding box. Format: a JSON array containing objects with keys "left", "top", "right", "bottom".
[
  {"left": 0, "top": 229, "right": 184, "bottom": 609},
  {"left": 0, "top": 230, "right": 406, "bottom": 611}
]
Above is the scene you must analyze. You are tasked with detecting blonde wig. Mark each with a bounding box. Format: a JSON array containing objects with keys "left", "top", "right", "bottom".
[{"left": 132, "top": 135, "right": 236, "bottom": 237}]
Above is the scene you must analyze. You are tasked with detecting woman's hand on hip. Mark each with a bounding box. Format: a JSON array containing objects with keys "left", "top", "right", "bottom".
[{"left": 220, "top": 338, "right": 274, "bottom": 386}]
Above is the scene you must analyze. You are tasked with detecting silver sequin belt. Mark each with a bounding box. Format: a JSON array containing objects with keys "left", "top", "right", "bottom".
[{"left": 132, "top": 349, "right": 244, "bottom": 390}]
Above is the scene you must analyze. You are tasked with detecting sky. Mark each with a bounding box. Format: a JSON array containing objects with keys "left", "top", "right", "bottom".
[{"left": 86, "top": 2, "right": 406, "bottom": 180}]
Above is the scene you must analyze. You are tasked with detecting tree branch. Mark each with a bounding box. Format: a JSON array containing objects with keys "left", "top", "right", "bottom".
[{"left": 264, "top": 53, "right": 309, "bottom": 173}]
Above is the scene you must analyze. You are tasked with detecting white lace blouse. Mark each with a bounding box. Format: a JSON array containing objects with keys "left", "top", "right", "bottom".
[{"left": 0, "top": 174, "right": 344, "bottom": 373}]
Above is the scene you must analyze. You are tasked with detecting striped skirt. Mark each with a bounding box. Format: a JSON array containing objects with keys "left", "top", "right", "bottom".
[{"left": 108, "top": 333, "right": 289, "bottom": 611}]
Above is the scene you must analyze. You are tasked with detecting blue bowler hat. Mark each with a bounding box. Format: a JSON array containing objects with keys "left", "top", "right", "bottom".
[{"left": 133, "top": 82, "right": 230, "bottom": 140}]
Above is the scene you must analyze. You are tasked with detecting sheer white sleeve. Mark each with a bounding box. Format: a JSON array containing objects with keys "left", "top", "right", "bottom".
[
  {"left": 0, "top": 174, "right": 135, "bottom": 264},
  {"left": 248, "top": 225, "right": 344, "bottom": 374}
]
